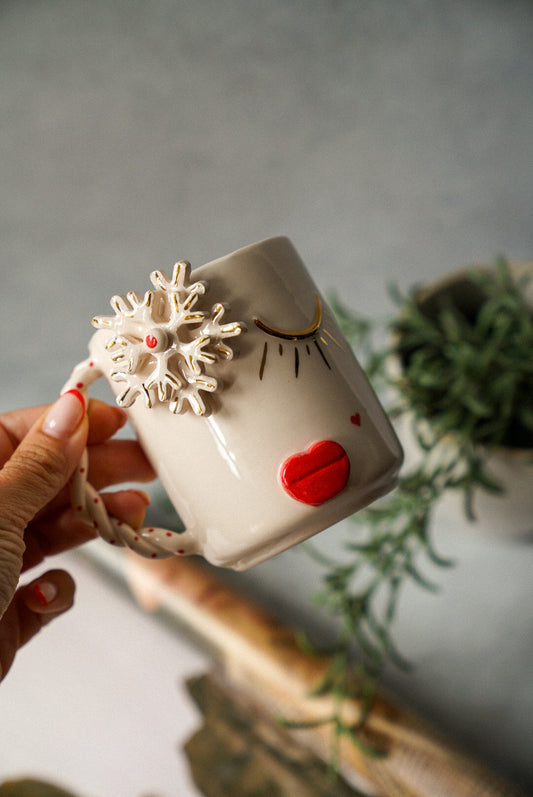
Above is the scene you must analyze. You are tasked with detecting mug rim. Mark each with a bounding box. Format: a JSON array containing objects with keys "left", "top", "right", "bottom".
[{"left": 192, "top": 234, "right": 293, "bottom": 276}]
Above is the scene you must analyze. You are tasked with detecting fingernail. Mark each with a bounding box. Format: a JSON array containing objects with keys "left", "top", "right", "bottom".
[
  {"left": 128, "top": 489, "right": 151, "bottom": 506},
  {"left": 114, "top": 408, "right": 128, "bottom": 428},
  {"left": 64, "top": 389, "right": 86, "bottom": 413},
  {"left": 34, "top": 581, "right": 58, "bottom": 606},
  {"left": 42, "top": 391, "right": 86, "bottom": 439}
]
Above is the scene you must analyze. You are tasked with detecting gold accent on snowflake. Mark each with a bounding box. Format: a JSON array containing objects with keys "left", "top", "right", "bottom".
[{"left": 92, "top": 261, "right": 244, "bottom": 416}]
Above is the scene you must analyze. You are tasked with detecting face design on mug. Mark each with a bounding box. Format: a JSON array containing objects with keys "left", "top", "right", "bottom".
[
  {"left": 252, "top": 293, "right": 363, "bottom": 508},
  {"left": 90, "top": 259, "right": 371, "bottom": 516},
  {"left": 255, "top": 294, "right": 341, "bottom": 380}
]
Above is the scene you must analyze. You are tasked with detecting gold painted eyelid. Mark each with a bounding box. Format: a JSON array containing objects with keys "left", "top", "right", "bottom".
[{"left": 253, "top": 294, "right": 322, "bottom": 340}]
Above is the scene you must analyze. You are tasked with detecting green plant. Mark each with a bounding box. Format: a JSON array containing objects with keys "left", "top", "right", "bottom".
[
  {"left": 392, "top": 259, "right": 533, "bottom": 450},
  {"left": 301, "top": 257, "right": 533, "bottom": 755}
]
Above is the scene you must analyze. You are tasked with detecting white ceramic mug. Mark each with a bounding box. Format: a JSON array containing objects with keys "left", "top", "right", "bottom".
[{"left": 64, "top": 237, "right": 403, "bottom": 570}]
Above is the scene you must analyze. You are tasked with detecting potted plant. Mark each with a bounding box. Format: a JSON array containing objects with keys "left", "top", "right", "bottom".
[
  {"left": 304, "top": 256, "right": 533, "bottom": 751},
  {"left": 127, "top": 256, "right": 533, "bottom": 768}
]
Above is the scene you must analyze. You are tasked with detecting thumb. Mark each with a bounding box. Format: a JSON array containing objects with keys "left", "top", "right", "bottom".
[{"left": 0, "top": 391, "right": 87, "bottom": 607}]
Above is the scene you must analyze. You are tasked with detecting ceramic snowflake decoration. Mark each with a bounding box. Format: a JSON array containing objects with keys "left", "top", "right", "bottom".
[{"left": 91, "top": 260, "right": 245, "bottom": 416}]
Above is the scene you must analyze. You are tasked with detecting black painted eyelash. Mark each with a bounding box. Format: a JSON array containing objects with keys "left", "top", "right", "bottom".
[
  {"left": 254, "top": 294, "right": 322, "bottom": 340},
  {"left": 254, "top": 295, "right": 344, "bottom": 380}
]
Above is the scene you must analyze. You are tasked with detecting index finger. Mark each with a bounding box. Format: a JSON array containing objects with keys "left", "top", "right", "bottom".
[{"left": 0, "top": 400, "right": 129, "bottom": 467}]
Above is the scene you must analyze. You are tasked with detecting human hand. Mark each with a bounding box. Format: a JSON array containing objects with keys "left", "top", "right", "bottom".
[{"left": 0, "top": 390, "right": 155, "bottom": 680}]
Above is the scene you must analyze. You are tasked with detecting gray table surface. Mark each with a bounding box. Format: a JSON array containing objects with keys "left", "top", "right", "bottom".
[{"left": 1, "top": 1, "right": 532, "bottom": 792}]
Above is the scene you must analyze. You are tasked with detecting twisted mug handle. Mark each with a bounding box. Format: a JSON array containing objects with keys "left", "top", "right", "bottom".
[{"left": 62, "top": 359, "right": 197, "bottom": 560}]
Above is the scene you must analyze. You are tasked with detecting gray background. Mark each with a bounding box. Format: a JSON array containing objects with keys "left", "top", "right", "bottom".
[{"left": 1, "top": 0, "right": 532, "bottom": 792}]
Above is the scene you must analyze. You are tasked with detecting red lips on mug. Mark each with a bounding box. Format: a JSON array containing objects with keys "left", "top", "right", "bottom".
[{"left": 281, "top": 440, "right": 350, "bottom": 506}]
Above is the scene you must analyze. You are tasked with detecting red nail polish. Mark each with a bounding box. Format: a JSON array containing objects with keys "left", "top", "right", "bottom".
[
  {"left": 33, "top": 582, "right": 58, "bottom": 606},
  {"left": 43, "top": 392, "right": 85, "bottom": 439},
  {"left": 33, "top": 584, "right": 49, "bottom": 606},
  {"left": 63, "top": 389, "right": 86, "bottom": 414}
]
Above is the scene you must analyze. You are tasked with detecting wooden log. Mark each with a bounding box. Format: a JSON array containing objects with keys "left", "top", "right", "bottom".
[
  {"left": 185, "top": 672, "right": 363, "bottom": 796},
  {"left": 0, "top": 781, "right": 78, "bottom": 797},
  {"left": 124, "top": 554, "right": 526, "bottom": 797}
]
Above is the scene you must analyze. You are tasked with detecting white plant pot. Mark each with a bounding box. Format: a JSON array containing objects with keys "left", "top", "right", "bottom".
[
  {"left": 397, "top": 414, "right": 533, "bottom": 540},
  {"left": 393, "top": 260, "right": 533, "bottom": 542}
]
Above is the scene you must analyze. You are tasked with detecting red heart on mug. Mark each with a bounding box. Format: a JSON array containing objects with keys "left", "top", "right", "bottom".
[
  {"left": 281, "top": 440, "right": 350, "bottom": 506},
  {"left": 351, "top": 412, "right": 361, "bottom": 426}
]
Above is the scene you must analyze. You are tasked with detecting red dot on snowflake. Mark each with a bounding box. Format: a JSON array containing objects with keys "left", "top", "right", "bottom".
[{"left": 91, "top": 262, "right": 244, "bottom": 416}]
